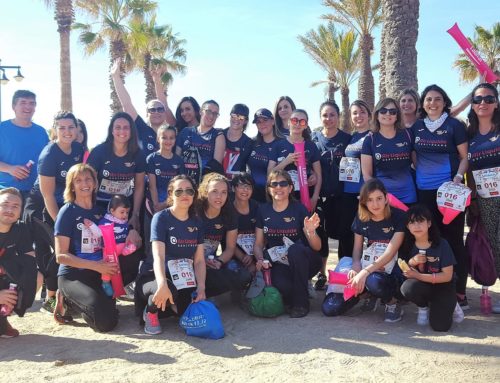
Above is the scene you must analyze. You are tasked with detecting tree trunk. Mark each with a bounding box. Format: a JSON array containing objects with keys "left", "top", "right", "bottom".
[
  {"left": 340, "top": 86, "right": 350, "bottom": 133},
  {"left": 55, "top": 0, "right": 74, "bottom": 111},
  {"left": 379, "top": 7, "right": 387, "bottom": 100},
  {"left": 143, "top": 53, "right": 155, "bottom": 103},
  {"left": 383, "top": 0, "right": 419, "bottom": 98},
  {"left": 358, "top": 33, "right": 375, "bottom": 110},
  {"left": 109, "top": 39, "right": 126, "bottom": 114}
]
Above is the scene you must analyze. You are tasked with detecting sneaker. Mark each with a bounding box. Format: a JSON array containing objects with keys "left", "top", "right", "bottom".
[
  {"left": 314, "top": 273, "right": 327, "bottom": 291},
  {"left": 289, "top": 306, "right": 309, "bottom": 318},
  {"left": 54, "top": 290, "right": 73, "bottom": 324},
  {"left": 417, "top": 307, "right": 429, "bottom": 326},
  {"left": 40, "top": 296, "right": 56, "bottom": 314},
  {"left": 360, "top": 296, "right": 379, "bottom": 312},
  {"left": 457, "top": 296, "right": 470, "bottom": 311},
  {"left": 0, "top": 319, "right": 19, "bottom": 338},
  {"left": 102, "top": 281, "right": 114, "bottom": 297},
  {"left": 384, "top": 303, "right": 404, "bottom": 323},
  {"left": 452, "top": 302, "right": 464, "bottom": 323},
  {"left": 120, "top": 282, "right": 135, "bottom": 301},
  {"left": 492, "top": 301, "right": 500, "bottom": 314},
  {"left": 307, "top": 280, "right": 316, "bottom": 299},
  {"left": 143, "top": 308, "right": 162, "bottom": 335}
]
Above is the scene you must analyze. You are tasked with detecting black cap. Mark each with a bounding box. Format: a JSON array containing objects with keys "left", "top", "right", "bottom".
[{"left": 252, "top": 108, "right": 274, "bottom": 123}]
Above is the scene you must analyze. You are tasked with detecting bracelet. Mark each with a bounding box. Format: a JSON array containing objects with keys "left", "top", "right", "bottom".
[
  {"left": 432, "top": 273, "right": 436, "bottom": 284},
  {"left": 454, "top": 173, "right": 463, "bottom": 180}
]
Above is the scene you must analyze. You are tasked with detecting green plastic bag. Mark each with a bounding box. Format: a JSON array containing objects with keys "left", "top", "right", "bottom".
[{"left": 248, "top": 286, "right": 284, "bottom": 318}]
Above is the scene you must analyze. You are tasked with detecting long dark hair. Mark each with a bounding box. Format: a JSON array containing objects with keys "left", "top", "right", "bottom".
[
  {"left": 166, "top": 174, "right": 198, "bottom": 217},
  {"left": 175, "top": 96, "right": 201, "bottom": 131},
  {"left": 418, "top": 84, "right": 452, "bottom": 119},
  {"left": 400, "top": 205, "right": 441, "bottom": 258},
  {"left": 290, "top": 109, "right": 311, "bottom": 140},
  {"left": 467, "top": 82, "right": 500, "bottom": 138},
  {"left": 105, "top": 112, "right": 140, "bottom": 156},
  {"left": 274, "top": 96, "right": 296, "bottom": 132}
]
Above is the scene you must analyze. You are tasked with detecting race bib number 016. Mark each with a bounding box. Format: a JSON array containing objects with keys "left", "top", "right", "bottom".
[
  {"left": 473, "top": 167, "right": 500, "bottom": 198},
  {"left": 361, "top": 242, "right": 397, "bottom": 274},
  {"left": 167, "top": 259, "right": 196, "bottom": 290},
  {"left": 436, "top": 181, "right": 471, "bottom": 212}
]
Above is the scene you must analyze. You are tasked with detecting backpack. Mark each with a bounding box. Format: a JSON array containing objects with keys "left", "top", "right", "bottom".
[{"left": 465, "top": 217, "right": 497, "bottom": 286}]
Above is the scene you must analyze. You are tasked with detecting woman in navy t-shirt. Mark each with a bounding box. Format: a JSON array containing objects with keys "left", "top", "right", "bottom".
[
  {"left": 254, "top": 170, "right": 322, "bottom": 318},
  {"left": 410, "top": 84, "right": 469, "bottom": 308}
]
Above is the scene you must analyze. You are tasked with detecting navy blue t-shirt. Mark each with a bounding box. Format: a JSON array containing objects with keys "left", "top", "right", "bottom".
[
  {"left": 271, "top": 139, "right": 321, "bottom": 172},
  {"left": 468, "top": 131, "right": 500, "bottom": 171},
  {"left": 146, "top": 151, "right": 185, "bottom": 203},
  {"left": 222, "top": 129, "right": 253, "bottom": 177},
  {"left": 176, "top": 126, "right": 224, "bottom": 168},
  {"left": 344, "top": 131, "right": 370, "bottom": 194},
  {"left": 54, "top": 203, "right": 104, "bottom": 276},
  {"left": 404, "top": 239, "right": 456, "bottom": 274},
  {"left": 256, "top": 201, "right": 308, "bottom": 248},
  {"left": 142, "top": 208, "right": 204, "bottom": 272},
  {"left": 135, "top": 115, "right": 158, "bottom": 157},
  {"left": 351, "top": 207, "right": 406, "bottom": 246},
  {"left": 411, "top": 117, "right": 467, "bottom": 190},
  {"left": 362, "top": 129, "right": 417, "bottom": 203},
  {"left": 87, "top": 143, "right": 146, "bottom": 202},
  {"left": 247, "top": 138, "right": 284, "bottom": 191},
  {"left": 33, "top": 141, "right": 84, "bottom": 205},
  {"left": 235, "top": 199, "right": 259, "bottom": 235},
  {"left": 201, "top": 208, "right": 238, "bottom": 256}
]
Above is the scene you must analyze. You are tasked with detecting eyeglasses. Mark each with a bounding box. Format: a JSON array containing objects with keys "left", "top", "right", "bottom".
[
  {"left": 379, "top": 107, "right": 398, "bottom": 115},
  {"left": 231, "top": 114, "right": 247, "bottom": 121},
  {"left": 203, "top": 109, "right": 220, "bottom": 117},
  {"left": 173, "top": 188, "right": 195, "bottom": 197},
  {"left": 148, "top": 107, "right": 166, "bottom": 113},
  {"left": 256, "top": 117, "right": 270, "bottom": 124},
  {"left": 236, "top": 183, "right": 252, "bottom": 190},
  {"left": 290, "top": 117, "right": 308, "bottom": 127},
  {"left": 268, "top": 180, "right": 289, "bottom": 188},
  {"left": 472, "top": 95, "right": 497, "bottom": 105}
]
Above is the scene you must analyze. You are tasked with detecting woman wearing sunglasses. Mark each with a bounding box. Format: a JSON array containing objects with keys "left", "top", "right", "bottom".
[
  {"left": 247, "top": 108, "right": 284, "bottom": 202},
  {"left": 268, "top": 109, "right": 322, "bottom": 212},
  {"left": 410, "top": 84, "right": 469, "bottom": 309},
  {"left": 253, "top": 170, "right": 322, "bottom": 318},
  {"left": 111, "top": 59, "right": 175, "bottom": 157},
  {"left": 135, "top": 175, "right": 206, "bottom": 335},
  {"left": 361, "top": 98, "right": 417, "bottom": 205},
  {"left": 222, "top": 104, "right": 253, "bottom": 179},
  {"left": 466, "top": 83, "right": 500, "bottom": 312},
  {"left": 174, "top": 96, "right": 201, "bottom": 135}
]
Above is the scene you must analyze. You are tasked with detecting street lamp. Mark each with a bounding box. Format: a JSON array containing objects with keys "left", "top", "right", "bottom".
[{"left": 0, "top": 59, "right": 24, "bottom": 122}]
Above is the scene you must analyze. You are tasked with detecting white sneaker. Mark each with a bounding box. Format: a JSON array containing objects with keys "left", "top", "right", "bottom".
[
  {"left": 492, "top": 301, "right": 500, "bottom": 314},
  {"left": 417, "top": 307, "right": 429, "bottom": 326},
  {"left": 307, "top": 280, "right": 316, "bottom": 299},
  {"left": 452, "top": 302, "right": 464, "bottom": 323}
]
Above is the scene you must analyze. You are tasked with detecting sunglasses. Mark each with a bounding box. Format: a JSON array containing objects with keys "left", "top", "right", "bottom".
[
  {"left": 472, "top": 95, "right": 497, "bottom": 105},
  {"left": 379, "top": 107, "right": 398, "bottom": 115},
  {"left": 173, "top": 188, "right": 195, "bottom": 197},
  {"left": 148, "top": 107, "right": 166, "bottom": 113},
  {"left": 231, "top": 114, "right": 247, "bottom": 121},
  {"left": 268, "top": 180, "right": 290, "bottom": 188},
  {"left": 290, "top": 117, "right": 308, "bottom": 127}
]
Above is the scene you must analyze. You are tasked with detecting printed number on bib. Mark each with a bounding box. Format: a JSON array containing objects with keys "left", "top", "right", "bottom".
[
  {"left": 99, "top": 179, "right": 133, "bottom": 197},
  {"left": 436, "top": 181, "right": 471, "bottom": 212},
  {"left": 237, "top": 233, "right": 255, "bottom": 256},
  {"left": 361, "top": 242, "right": 397, "bottom": 274},
  {"left": 167, "top": 259, "right": 196, "bottom": 290},
  {"left": 473, "top": 167, "right": 500, "bottom": 198},
  {"left": 339, "top": 157, "right": 361, "bottom": 183}
]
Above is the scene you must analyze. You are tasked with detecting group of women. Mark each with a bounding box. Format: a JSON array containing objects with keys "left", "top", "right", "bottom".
[{"left": 24, "top": 72, "right": 499, "bottom": 335}]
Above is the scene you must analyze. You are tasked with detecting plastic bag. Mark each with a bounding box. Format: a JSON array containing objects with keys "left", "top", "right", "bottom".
[
  {"left": 179, "top": 300, "right": 225, "bottom": 339},
  {"left": 248, "top": 286, "right": 284, "bottom": 318}
]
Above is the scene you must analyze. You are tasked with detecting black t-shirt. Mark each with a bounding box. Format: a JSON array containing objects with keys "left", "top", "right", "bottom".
[
  {"left": 201, "top": 208, "right": 238, "bottom": 257},
  {"left": 135, "top": 115, "right": 159, "bottom": 157},
  {"left": 404, "top": 239, "right": 456, "bottom": 274},
  {"left": 351, "top": 207, "right": 406, "bottom": 246},
  {"left": 0, "top": 222, "right": 33, "bottom": 286}
]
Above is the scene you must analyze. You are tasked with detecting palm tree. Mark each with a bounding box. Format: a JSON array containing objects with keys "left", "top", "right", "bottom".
[
  {"left": 74, "top": 0, "right": 157, "bottom": 113},
  {"left": 380, "top": 0, "right": 419, "bottom": 98},
  {"left": 453, "top": 22, "right": 500, "bottom": 84},
  {"left": 299, "top": 23, "right": 360, "bottom": 132},
  {"left": 322, "top": 0, "right": 383, "bottom": 110},
  {"left": 126, "top": 16, "right": 187, "bottom": 103},
  {"left": 43, "top": 0, "right": 74, "bottom": 111}
]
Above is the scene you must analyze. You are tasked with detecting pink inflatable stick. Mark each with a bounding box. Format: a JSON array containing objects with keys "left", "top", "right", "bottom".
[
  {"left": 447, "top": 23, "right": 499, "bottom": 83},
  {"left": 328, "top": 270, "right": 357, "bottom": 301},
  {"left": 294, "top": 142, "right": 312, "bottom": 212},
  {"left": 99, "top": 223, "right": 126, "bottom": 298},
  {"left": 387, "top": 193, "right": 409, "bottom": 212}
]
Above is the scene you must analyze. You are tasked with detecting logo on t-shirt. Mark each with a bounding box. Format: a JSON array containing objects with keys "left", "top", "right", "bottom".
[
  {"left": 187, "top": 226, "right": 197, "bottom": 232},
  {"left": 382, "top": 226, "right": 393, "bottom": 233},
  {"left": 214, "top": 224, "right": 223, "bottom": 230},
  {"left": 103, "top": 170, "right": 110, "bottom": 177},
  {"left": 283, "top": 217, "right": 295, "bottom": 223},
  {"left": 170, "top": 236, "right": 177, "bottom": 245},
  {"left": 147, "top": 143, "right": 154, "bottom": 151},
  {"left": 77, "top": 223, "right": 84, "bottom": 230}
]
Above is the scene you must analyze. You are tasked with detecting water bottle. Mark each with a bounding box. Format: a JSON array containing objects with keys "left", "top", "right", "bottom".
[
  {"left": 0, "top": 283, "right": 17, "bottom": 316},
  {"left": 480, "top": 286, "right": 492, "bottom": 315},
  {"left": 262, "top": 260, "right": 272, "bottom": 286}
]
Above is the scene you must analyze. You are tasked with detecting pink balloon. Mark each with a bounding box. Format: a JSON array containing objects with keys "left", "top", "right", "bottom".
[
  {"left": 387, "top": 193, "right": 409, "bottom": 212},
  {"left": 99, "top": 223, "right": 126, "bottom": 298},
  {"left": 294, "top": 142, "right": 312, "bottom": 212},
  {"left": 438, "top": 192, "right": 471, "bottom": 225}
]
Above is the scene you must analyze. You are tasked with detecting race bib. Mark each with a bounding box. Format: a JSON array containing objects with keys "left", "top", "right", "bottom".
[
  {"left": 436, "top": 181, "right": 471, "bottom": 212},
  {"left": 81, "top": 224, "right": 102, "bottom": 254},
  {"left": 99, "top": 178, "right": 133, "bottom": 197},
  {"left": 288, "top": 170, "right": 300, "bottom": 191},
  {"left": 203, "top": 239, "right": 220, "bottom": 259},
  {"left": 473, "top": 167, "right": 500, "bottom": 198},
  {"left": 361, "top": 242, "right": 397, "bottom": 274},
  {"left": 266, "top": 236, "right": 294, "bottom": 265},
  {"left": 237, "top": 233, "right": 255, "bottom": 256},
  {"left": 167, "top": 258, "right": 196, "bottom": 290},
  {"left": 339, "top": 157, "right": 361, "bottom": 183}
]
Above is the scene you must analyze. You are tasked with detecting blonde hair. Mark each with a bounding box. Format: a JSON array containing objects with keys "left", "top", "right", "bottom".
[
  {"left": 64, "top": 163, "right": 98, "bottom": 204},
  {"left": 358, "top": 178, "right": 391, "bottom": 222}
]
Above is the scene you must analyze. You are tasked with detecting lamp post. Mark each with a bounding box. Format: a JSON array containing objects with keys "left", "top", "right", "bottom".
[{"left": 0, "top": 59, "right": 24, "bottom": 122}]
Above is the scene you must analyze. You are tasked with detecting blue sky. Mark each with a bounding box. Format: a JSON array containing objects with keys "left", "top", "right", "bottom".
[{"left": 1, "top": 0, "right": 498, "bottom": 147}]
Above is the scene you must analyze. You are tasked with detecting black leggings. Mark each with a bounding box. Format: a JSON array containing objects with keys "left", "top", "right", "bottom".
[
  {"left": 323, "top": 194, "right": 356, "bottom": 259},
  {"left": 417, "top": 189, "right": 468, "bottom": 295},
  {"left": 400, "top": 279, "right": 456, "bottom": 332},
  {"left": 58, "top": 270, "right": 118, "bottom": 332},
  {"left": 269, "top": 243, "right": 322, "bottom": 309}
]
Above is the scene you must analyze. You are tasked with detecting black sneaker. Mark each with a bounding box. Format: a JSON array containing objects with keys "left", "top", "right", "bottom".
[
  {"left": 457, "top": 296, "right": 470, "bottom": 311},
  {"left": 314, "top": 273, "right": 327, "bottom": 291}
]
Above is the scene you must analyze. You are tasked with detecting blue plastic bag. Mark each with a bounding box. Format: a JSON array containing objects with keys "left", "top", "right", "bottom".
[{"left": 179, "top": 299, "right": 225, "bottom": 339}]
